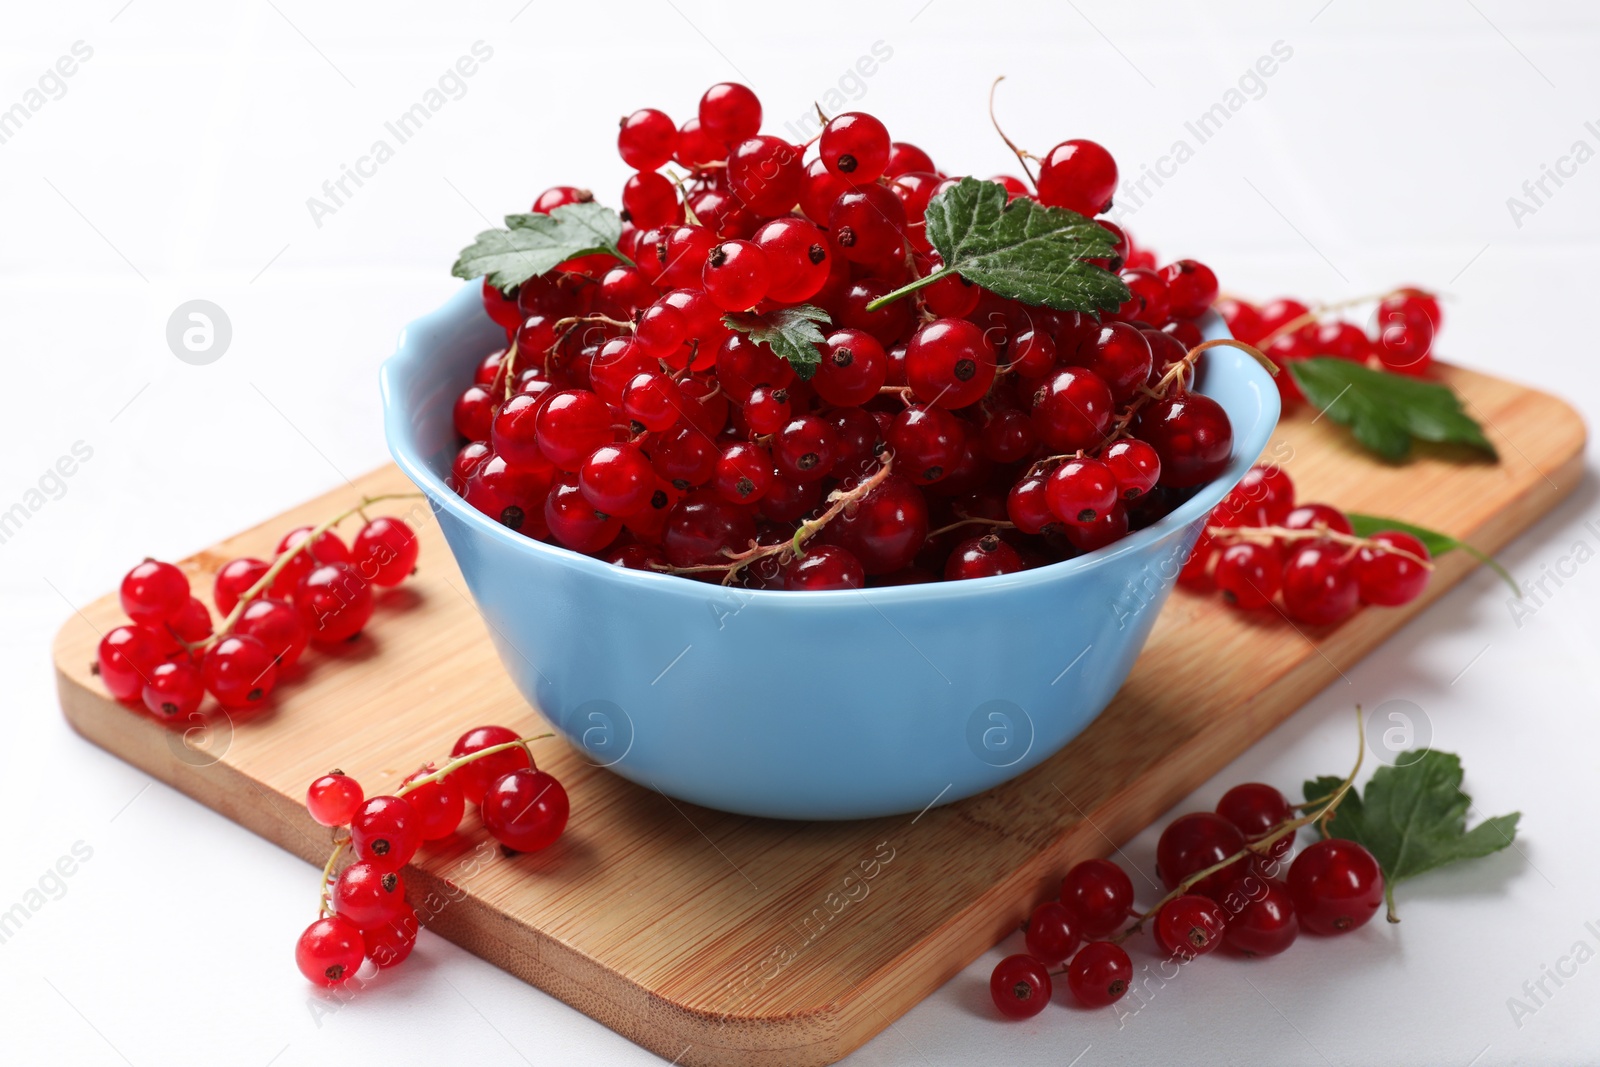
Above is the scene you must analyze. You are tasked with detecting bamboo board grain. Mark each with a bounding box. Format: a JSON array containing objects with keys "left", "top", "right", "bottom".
[{"left": 54, "top": 364, "right": 1584, "bottom": 1066}]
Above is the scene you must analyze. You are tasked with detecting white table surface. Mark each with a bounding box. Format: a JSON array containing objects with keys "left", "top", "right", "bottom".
[{"left": 3, "top": 1, "right": 1598, "bottom": 1064}]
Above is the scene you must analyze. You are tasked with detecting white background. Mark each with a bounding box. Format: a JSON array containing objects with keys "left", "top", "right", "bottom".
[{"left": 2, "top": 1, "right": 1598, "bottom": 1064}]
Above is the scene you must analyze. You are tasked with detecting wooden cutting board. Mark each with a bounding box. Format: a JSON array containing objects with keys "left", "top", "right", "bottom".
[{"left": 53, "top": 364, "right": 1583, "bottom": 1067}]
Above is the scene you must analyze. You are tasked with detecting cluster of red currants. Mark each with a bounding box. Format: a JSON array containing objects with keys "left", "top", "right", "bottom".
[
  {"left": 295, "top": 725, "right": 569, "bottom": 986},
  {"left": 1179, "top": 464, "right": 1432, "bottom": 624},
  {"left": 95, "top": 504, "right": 420, "bottom": 719},
  {"left": 455, "top": 81, "right": 1237, "bottom": 589},
  {"left": 992, "top": 779, "right": 1384, "bottom": 1018},
  {"left": 1219, "top": 288, "right": 1443, "bottom": 409}
]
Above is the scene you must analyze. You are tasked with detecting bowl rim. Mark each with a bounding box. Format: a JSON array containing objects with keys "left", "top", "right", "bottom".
[{"left": 381, "top": 283, "right": 1281, "bottom": 605}]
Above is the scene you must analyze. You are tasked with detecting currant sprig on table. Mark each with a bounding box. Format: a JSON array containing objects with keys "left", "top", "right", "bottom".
[
  {"left": 94, "top": 494, "right": 424, "bottom": 719},
  {"left": 294, "top": 726, "right": 570, "bottom": 986},
  {"left": 990, "top": 727, "right": 1518, "bottom": 1019}
]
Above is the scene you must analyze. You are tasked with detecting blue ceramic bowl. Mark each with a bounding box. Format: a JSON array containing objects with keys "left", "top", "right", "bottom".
[{"left": 381, "top": 284, "right": 1279, "bottom": 820}]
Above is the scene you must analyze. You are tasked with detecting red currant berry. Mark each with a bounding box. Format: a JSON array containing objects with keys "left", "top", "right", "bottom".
[
  {"left": 307, "top": 771, "right": 364, "bottom": 827},
  {"left": 727, "top": 135, "right": 803, "bottom": 216},
  {"left": 1077, "top": 322, "right": 1153, "bottom": 403},
  {"left": 617, "top": 108, "right": 677, "bottom": 171},
  {"left": 200, "top": 634, "right": 278, "bottom": 710},
  {"left": 362, "top": 904, "right": 420, "bottom": 968},
  {"left": 1024, "top": 900, "right": 1082, "bottom": 966},
  {"left": 1046, "top": 458, "right": 1118, "bottom": 526},
  {"left": 698, "top": 82, "right": 761, "bottom": 144},
  {"left": 1103, "top": 439, "right": 1161, "bottom": 500},
  {"left": 1134, "top": 393, "right": 1233, "bottom": 488},
  {"left": 1309, "top": 320, "right": 1373, "bottom": 363},
  {"left": 350, "top": 795, "right": 421, "bottom": 871},
  {"left": 1156, "top": 893, "right": 1228, "bottom": 958},
  {"left": 714, "top": 442, "right": 774, "bottom": 504},
  {"left": 752, "top": 217, "right": 831, "bottom": 303},
  {"left": 663, "top": 492, "right": 756, "bottom": 568},
  {"left": 1065, "top": 941, "right": 1132, "bottom": 1008},
  {"left": 774, "top": 415, "right": 840, "bottom": 483},
  {"left": 1060, "top": 858, "right": 1135, "bottom": 938},
  {"left": 1217, "top": 298, "right": 1266, "bottom": 344},
  {"left": 979, "top": 408, "right": 1036, "bottom": 465},
  {"left": 702, "top": 239, "right": 771, "bottom": 311},
  {"left": 674, "top": 117, "right": 721, "bottom": 168},
  {"left": 652, "top": 425, "right": 720, "bottom": 489},
  {"left": 401, "top": 768, "right": 467, "bottom": 841},
  {"left": 120, "top": 560, "right": 190, "bottom": 626},
  {"left": 1257, "top": 298, "right": 1311, "bottom": 337},
  {"left": 214, "top": 558, "right": 270, "bottom": 616},
  {"left": 1217, "top": 782, "right": 1292, "bottom": 843},
  {"left": 351, "top": 517, "right": 419, "bottom": 588},
  {"left": 142, "top": 659, "right": 204, "bottom": 718},
  {"left": 531, "top": 186, "right": 591, "bottom": 214},
  {"left": 1159, "top": 259, "right": 1219, "bottom": 319},
  {"left": 1214, "top": 542, "right": 1283, "bottom": 610},
  {"left": 1031, "top": 368, "right": 1114, "bottom": 452},
  {"left": 1036, "top": 139, "right": 1118, "bottom": 216},
  {"left": 1157, "top": 811, "right": 1249, "bottom": 895},
  {"left": 828, "top": 184, "right": 906, "bottom": 264},
  {"left": 989, "top": 953, "right": 1052, "bottom": 1019},
  {"left": 1006, "top": 473, "right": 1055, "bottom": 535},
  {"left": 1354, "top": 530, "right": 1430, "bottom": 606},
  {"left": 1222, "top": 876, "right": 1299, "bottom": 957},
  {"left": 296, "top": 916, "right": 364, "bottom": 986},
  {"left": 1063, "top": 503, "right": 1129, "bottom": 553},
  {"left": 1373, "top": 293, "right": 1436, "bottom": 373},
  {"left": 885, "top": 141, "right": 936, "bottom": 177},
  {"left": 271, "top": 527, "right": 352, "bottom": 600},
  {"left": 1287, "top": 838, "right": 1384, "bottom": 934},
  {"left": 481, "top": 279, "right": 522, "bottom": 333},
  {"left": 449, "top": 725, "right": 532, "bottom": 805},
  {"left": 1282, "top": 542, "right": 1359, "bottom": 625},
  {"left": 888, "top": 404, "right": 964, "bottom": 485},
  {"left": 1178, "top": 530, "right": 1218, "bottom": 591},
  {"left": 832, "top": 278, "right": 914, "bottom": 348},
  {"left": 820, "top": 112, "right": 891, "bottom": 183},
  {"left": 905, "top": 318, "right": 996, "bottom": 409},
  {"left": 546, "top": 474, "right": 624, "bottom": 553},
  {"left": 621, "top": 170, "right": 681, "bottom": 229},
  {"left": 482, "top": 768, "right": 569, "bottom": 852},
  {"left": 97, "top": 625, "right": 164, "bottom": 702},
  {"left": 782, "top": 544, "right": 865, "bottom": 590},
  {"left": 295, "top": 562, "right": 374, "bottom": 644},
  {"left": 579, "top": 443, "right": 656, "bottom": 517},
  {"left": 1216, "top": 464, "right": 1296, "bottom": 527},
  {"left": 1117, "top": 267, "right": 1170, "bottom": 326},
  {"left": 824, "top": 472, "right": 929, "bottom": 575},
  {"left": 536, "top": 390, "right": 615, "bottom": 471},
  {"left": 1283, "top": 502, "right": 1353, "bottom": 538},
  {"left": 944, "top": 533, "right": 1024, "bottom": 581},
  {"left": 814, "top": 328, "right": 888, "bottom": 406},
  {"left": 333, "top": 861, "right": 406, "bottom": 927}
]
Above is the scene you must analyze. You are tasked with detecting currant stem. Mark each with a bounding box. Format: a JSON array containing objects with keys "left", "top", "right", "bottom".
[
  {"left": 499, "top": 338, "right": 522, "bottom": 402},
  {"left": 208, "top": 492, "right": 427, "bottom": 648},
  {"left": 1115, "top": 709, "right": 1366, "bottom": 942},
  {"left": 318, "top": 835, "right": 348, "bottom": 918},
  {"left": 928, "top": 516, "right": 1016, "bottom": 539},
  {"left": 1254, "top": 286, "right": 1418, "bottom": 350},
  {"left": 987, "top": 76, "right": 1039, "bottom": 190},
  {"left": 1206, "top": 524, "right": 1435, "bottom": 571},
  {"left": 864, "top": 266, "right": 953, "bottom": 312},
  {"left": 393, "top": 734, "right": 554, "bottom": 799}
]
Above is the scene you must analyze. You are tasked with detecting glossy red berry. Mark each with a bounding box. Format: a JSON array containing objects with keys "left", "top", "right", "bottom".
[
  {"left": 702, "top": 239, "right": 770, "bottom": 311},
  {"left": 1065, "top": 941, "right": 1132, "bottom": 1008},
  {"left": 449, "top": 725, "right": 532, "bottom": 805},
  {"left": 296, "top": 916, "right": 364, "bottom": 986},
  {"left": 401, "top": 768, "right": 467, "bottom": 841},
  {"left": 905, "top": 318, "right": 996, "bottom": 409},
  {"left": 674, "top": 117, "right": 721, "bottom": 168},
  {"left": 1046, "top": 458, "right": 1118, "bottom": 526},
  {"left": 713, "top": 442, "right": 774, "bottom": 504},
  {"left": 944, "top": 534, "right": 1024, "bottom": 581},
  {"left": 1156, "top": 893, "right": 1228, "bottom": 957},
  {"left": 1036, "top": 139, "right": 1118, "bottom": 216},
  {"left": 782, "top": 544, "right": 865, "bottom": 590},
  {"left": 774, "top": 415, "right": 840, "bottom": 483},
  {"left": 1287, "top": 838, "right": 1385, "bottom": 934},
  {"left": 333, "top": 861, "right": 406, "bottom": 927},
  {"left": 120, "top": 560, "right": 190, "bottom": 626},
  {"left": 1216, "top": 464, "right": 1296, "bottom": 527},
  {"left": 885, "top": 141, "right": 936, "bottom": 177},
  {"left": 307, "top": 771, "right": 364, "bottom": 827},
  {"left": 1214, "top": 542, "right": 1283, "bottom": 610},
  {"left": 727, "top": 135, "right": 803, "bottom": 216},
  {"left": 1117, "top": 267, "right": 1170, "bottom": 326},
  {"left": 1060, "top": 858, "right": 1135, "bottom": 938},
  {"left": 989, "top": 954, "right": 1052, "bottom": 1019},
  {"left": 814, "top": 328, "right": 887, "bottom": 406},
  {"left": 825, "top": 472, "right": 929, "bottom": 575},
  {"left": 142, "top": 659, "right": 204, "bottom": 718},
  {"left": 236, "top": 596, "right": 310, "bottom": 668},
  {"left": 214, "top": 558, "right": 270, "bottom": 616},
  {"left": 362, "top": 904, "right": 419, "bottom": 968},
  {"left": 545, "top": 475, "right": 623, "bottom": 553},
  {"left": 200, "top": 634, "right": 278, "bottom": 710},
  {"left": 663, "top": 491, "right": 757, "bottom": 568},
  {"left": 1222, "top": 876, "right": 1299, "bottom": 957},
  {"left": 621, "top": 170, "right": 681, "bottom": 229},
  {"left": 1159, "top": 259, "right": 1219, "bottom": 319},
  {"left": 698, "top": 82, "right": 761, "bottom": 145},
  {"left": 352, "top": 517, "right": 419, "bottom": 587},
  {"left": 580, "top": 443, "right": 656, "bottom": 517},
  {"left": 828, "top": 184, "right": 906, "bottom": 264},
  {"left": 820, "top": 112, "right": 891, "bottom": 182},
  {"left": 1134, "top": 393, "right": 1233, "bottom": 488},
  {"left": 97, "top": 625, "right": 164, "bottom": 702},
  {"left": 295, "top": 562, "right": 374, "bottom": 644},
  {"left": 1103, "top": 439, "right": 1161, "bottom": 500},
  {"left": 752, "top": 217, "right": 831, "bottom": 303},
  {"left": 350, "top": 795, "right": 421, "bottom": 871},
  {"left": 536, "top": 390, "right": 615, "bottom": 471},
  {"left": 1006, "top": 473, "right": 1055, "bottom": 535},
  {"left": 1283, "top": 502, "right": 1353, "bottom": 538},
  {"left": 1282, "top": 542, "right": 1360, "bottom": 625},
  {"left": 1077, "top": 322, "right": 1154, "bottom": 403},
  {"left": 617, "top": 108, "right": 678, "bottom": 171},
  {"left": 271, "top": 527, "right": 352, "bottom": 600},
  {"left": 1217, "top": 782, "right": 1292, "bottom": 844},
  {"left": 481, "top": 768, "right": 569, "bottom": 852},
  {"left": 1354, "top": 530, "right": 1430, "bottom": 606},
  {"left": 1157, "top": 812, "right": 1249, "bottom": 896},
  {"left": 1031, "top": 368, "right": 1114, "bottom": 452},
  {"left": 887, "top": 404, "right": 964, "bottom": 485},
  {"left": 1024, "top": 900, "right": 1082, "bottom": 966}
]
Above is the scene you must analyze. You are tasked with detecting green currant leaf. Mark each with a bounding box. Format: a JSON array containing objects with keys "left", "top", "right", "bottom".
[
  {"left": 1345, "top": 512, "right": 1518, "bottom": 595},
  {"left": 1303, "top": 751, "right": 1520, "bottom": 922},
  {"left": 1287, "top": 358, "right": 1497, "bottom": 463},
  {"left": 723, "top": 304, "right": 831, "bottom": 380},
  {"left": 452, "top": 201, "right": 630, "bottom": 293},
  {"left": 871, "top": 177, "right": 1129, "bottom": 314}
]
